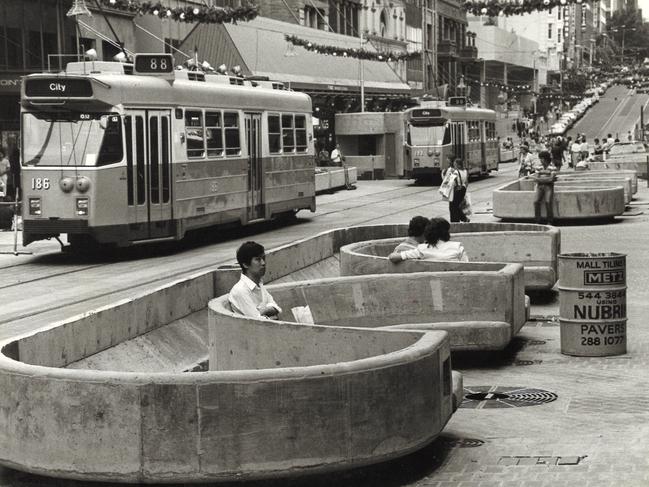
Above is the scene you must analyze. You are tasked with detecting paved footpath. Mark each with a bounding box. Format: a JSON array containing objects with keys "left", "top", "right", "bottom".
[{"left": 1, "top": 175, "right": 649, "bottom": 487}]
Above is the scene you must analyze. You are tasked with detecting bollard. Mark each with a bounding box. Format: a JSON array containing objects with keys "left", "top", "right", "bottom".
[{"left": 558, "top": 253, "right": 626, "bottom": 356}]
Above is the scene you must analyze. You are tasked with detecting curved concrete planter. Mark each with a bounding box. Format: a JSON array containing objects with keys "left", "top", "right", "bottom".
[
  {"left": 336, "top": 239, "right": 528, "bottom": 350},
  {"left": 560, "top": 169, "right": 637, "bottom": 195},
  {"left": 594, "top": 158, "right": 648, "bottom": 179},
  {"left": 315, "top": 166, "right": 357, "bottom": 193},
  {"left": 555, "top": 178, "right": 632, "bottom": 204},
  {"left": 493, "top": 179, "right": 626, "bottom": 221},
  {"left": 0, "top": 223, "right": 557, "bottom": 482}
]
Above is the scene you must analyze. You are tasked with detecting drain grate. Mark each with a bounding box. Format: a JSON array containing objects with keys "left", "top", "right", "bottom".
[
  {"left": 514, "top": 359, "right": 543, "bottom": 366},
  {"left": 461, "top": 386, "right": 558, "bottom": 409}
]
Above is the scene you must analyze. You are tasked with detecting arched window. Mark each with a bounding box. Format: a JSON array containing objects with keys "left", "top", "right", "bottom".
[{"left": 380, "top": 10, "right": 388, "bottom": 37}]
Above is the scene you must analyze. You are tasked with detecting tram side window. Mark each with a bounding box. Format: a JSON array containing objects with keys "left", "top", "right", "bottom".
[
  {"left": 268, "top": 114, "right": 281, "bottom": 153},
  {"left": 468, "top": 121, "right": 480, "bottom": 142},
  {"left": 97, "top": 115, "right": 124, "bottom": 166},
  {"left": 224, "top": 112, "right": 241, "bottom": 156},
  {"left": 206, "top": 111, "right": 224, "bottom": 157},
  {"left": 295, "top": 115, "right": 307, "bottom": 152},
  {"left": 486, "top": 121, "right": 496, "bottom": 140},
  {"left": 185, "top": 110, "right": 205, "bottom": 158},
  {"left": 282, "top": 114, "right": 295, "bottom": 152}
]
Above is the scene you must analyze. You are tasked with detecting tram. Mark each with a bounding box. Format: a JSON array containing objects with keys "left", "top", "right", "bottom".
[
  {"left": 20, "top": 53, "right": 316, "bottom": 248},
  {"left": 403, "top": 97, "right": 499, "bottom": 181}
]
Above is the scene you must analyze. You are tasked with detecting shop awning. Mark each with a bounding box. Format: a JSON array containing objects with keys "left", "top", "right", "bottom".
[{"left": 183, "top": 17, "right": 411, "bottom": 95}]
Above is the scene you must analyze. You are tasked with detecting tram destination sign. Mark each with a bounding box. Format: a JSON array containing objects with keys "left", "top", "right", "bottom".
[
  {"left": 134, "top": 54, "right": 175, "bottom": 79},
  {"left": 411, "top": 108, "right": 442, "bottom": 118},
  {"left": 25, "top": 78, "right": 93, "bottom": 97}
]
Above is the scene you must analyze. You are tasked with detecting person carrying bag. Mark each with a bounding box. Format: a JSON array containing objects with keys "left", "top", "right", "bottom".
[{"left": 446, "top": 159, "right": 469, "bottom": 222}]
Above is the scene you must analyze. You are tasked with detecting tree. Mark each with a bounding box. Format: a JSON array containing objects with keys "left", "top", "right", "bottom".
[{"left": 607, "top": 8, "right": 649, "bottom": 64}]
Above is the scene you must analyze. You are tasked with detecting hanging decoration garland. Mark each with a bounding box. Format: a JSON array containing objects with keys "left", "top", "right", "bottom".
[
  {"left": 98, "top": 0, "right": 259, "bottom": 24},
  {"left": 284, "top": 34, "right": 420, "bottom": 62},
  {"left": 463, "top": 0, "right": 584, "bottom": 17}
]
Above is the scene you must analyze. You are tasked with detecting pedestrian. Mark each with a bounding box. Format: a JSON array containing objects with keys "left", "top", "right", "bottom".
[
  {"left": 228, "top": 241, "right": 282, "bottom": 319},
  {"left": 445, "top": 158, "right": 469, "bottom": 223},
  {"left": 533, "top": 151, "right": 557, "bottom": 225},
  {"left": 330, "top": 144, "right": 344, "bottom": 166},
  {"left": 627, "top": 130, "right": 633, "bottom": 142},
  {"left": 570, "top": 135, "right": 582, "bottom": 168},
  {"left": 388, "top": 217, "right": 469, "bottom": 263},
  {"left": 550, "top": 136, "right": 564, "bottom": 171},
  {"left": 579, "top": 136, "right": 590, "bottom": 162},
  {"left": 0, "top": 148, "right": 9, "bottom": 199},
  {"left": 593, "top": 138, "right": 604, "bottom": 161},
  {"left": 519, "top": 145, "right": 535, "bottom": 177},
  {"left": 7, "top": 145, "right": 19, "bottom": 200},
  {"left": 317, "top": 147, "right": 330, "bottom": 166},
  {"left": 393, "top": 216, "right": 430, "bottom": 252}
]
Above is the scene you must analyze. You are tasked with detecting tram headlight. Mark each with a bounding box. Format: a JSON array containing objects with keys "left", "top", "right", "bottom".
[
  {"left": 427, "top": 149, "right": 434, "bottom": 156},
  {"left": 75, "top": 177, "right": 91, "bottom": 193},
  {"left": 59, "top": 177, "right": 74, "bottom": 193},
  {"left": 76, "top": 198, "right": 89, "bottom": 216},
  {"left": 29, "top": 198, "right": 42, "bottom": 216}
]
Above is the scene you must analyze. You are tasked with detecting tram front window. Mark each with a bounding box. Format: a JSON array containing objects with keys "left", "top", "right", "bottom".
[
  {"left": 408, "top": 123, "right": 450, "bottom": 146},
  {"left": 22, "top": 112, "right": 123, "bottom": 167}
]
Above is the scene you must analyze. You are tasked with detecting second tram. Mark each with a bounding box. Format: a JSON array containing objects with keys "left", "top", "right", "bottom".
[
  {"left": 403, "top": 98, "right": 499, "bottom": 181},
  {"left": 20, "top": 54, "right": 316, "bottom": 248}
]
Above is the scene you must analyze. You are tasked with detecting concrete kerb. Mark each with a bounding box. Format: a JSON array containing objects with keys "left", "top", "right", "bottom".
[{"left": 493, "top": 179, "right": 626, "bottom": 221}]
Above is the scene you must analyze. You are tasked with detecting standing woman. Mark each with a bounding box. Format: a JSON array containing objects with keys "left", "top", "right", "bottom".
[{"left": 448, "top": 158, "right": 469, "bottom": 223}]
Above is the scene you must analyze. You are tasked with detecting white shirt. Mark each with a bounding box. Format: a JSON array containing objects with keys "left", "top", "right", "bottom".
[
  {"left": 330, "top": 148, "right": 342, "bottom": 163},
  {"left": 399, "top": 241, "right": 469, "bottom": 262},
  {"left": 228, "top": 274, "right": 282, "bottom": 318}
]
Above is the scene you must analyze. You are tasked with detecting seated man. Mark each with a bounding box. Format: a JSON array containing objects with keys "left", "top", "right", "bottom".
[
  {"left": 393, "top": 216, "right": 429, "bottom": 252},
  {"left": 228, "top": 241, "right": 282, "bottom": 319}
]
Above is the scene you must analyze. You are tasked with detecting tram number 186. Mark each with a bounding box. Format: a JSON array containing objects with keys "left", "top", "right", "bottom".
[{"left": 31, "top": 178, "right": 51, "bottom": 190}]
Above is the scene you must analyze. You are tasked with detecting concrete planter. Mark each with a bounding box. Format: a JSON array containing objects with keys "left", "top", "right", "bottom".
[{"left": 493, "top": 179, "right": 626, "bottom": 221}]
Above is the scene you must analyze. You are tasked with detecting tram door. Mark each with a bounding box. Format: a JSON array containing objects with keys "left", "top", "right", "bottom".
[
  {"left": 245, "top": 113, "right": 264, "bottom": 222},
  {"left": 451, "top": 122, "right": 465, "bottom": 161},
  {"left": 480, "top": 121, "right": 488, "bottom": 173},
  {"left": 124, "top": 110, "right": 173, "bottom": 240}
]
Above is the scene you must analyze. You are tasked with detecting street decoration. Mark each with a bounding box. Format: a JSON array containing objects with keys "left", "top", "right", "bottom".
[
  {"left": 462, "top": 0, "right": 584, "bottom": 17},
  {"left": 98, "top": 0, "right": 259, "bottom": 23},
  {"left": 284, "top": 34, "right": 421, "bottom": 62}
]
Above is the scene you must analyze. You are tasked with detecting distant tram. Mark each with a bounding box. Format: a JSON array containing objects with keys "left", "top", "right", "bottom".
[
  {"left": 403, "top": 97, "right": 499, "bottom": 181},
  {"left": 20, "top": 53, "right": 315, "bottom": 248}
]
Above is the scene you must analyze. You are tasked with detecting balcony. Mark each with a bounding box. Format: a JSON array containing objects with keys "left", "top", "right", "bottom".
[
  {"left": 438, "top": 39, "right": 458, "bottom": 58},
  {"left": 459, "top": 45, "right": 478, "bottom": 61}
]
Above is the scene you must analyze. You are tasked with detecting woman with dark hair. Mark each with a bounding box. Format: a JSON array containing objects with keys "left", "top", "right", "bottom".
[
  {"left": 388, "top": 217, "right": 469, "bottom": 262},
  {"left": 445, "top": 158, "right": 469, "bottom": 222}
]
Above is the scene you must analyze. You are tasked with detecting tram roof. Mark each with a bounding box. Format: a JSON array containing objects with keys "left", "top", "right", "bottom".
[{"left": 21, "top": 67, "right": 312, "bottom": 113}]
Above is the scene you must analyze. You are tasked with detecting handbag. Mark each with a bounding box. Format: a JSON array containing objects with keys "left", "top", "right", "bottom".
[
  {"left": 438, "top": 170, "right": 456, "bottom": 200},
  {"left": 460, "top": 192, "right": 473, "bottom": 217}
]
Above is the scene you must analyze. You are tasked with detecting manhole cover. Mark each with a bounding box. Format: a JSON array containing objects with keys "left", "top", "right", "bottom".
[{"left": 460, "top": 386, "right": 558, "bottom": 409}]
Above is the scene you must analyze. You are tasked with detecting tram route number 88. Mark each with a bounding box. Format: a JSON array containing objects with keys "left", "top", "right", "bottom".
[{"left": 134, "top": 54, "right": 174, "bottom": 74}]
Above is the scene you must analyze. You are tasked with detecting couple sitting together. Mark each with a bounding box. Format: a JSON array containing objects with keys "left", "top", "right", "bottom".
[{"left": 388, "top": 216, "right": 469, "bottom": 263}]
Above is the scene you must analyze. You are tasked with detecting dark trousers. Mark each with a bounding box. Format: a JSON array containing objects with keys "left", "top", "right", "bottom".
[
  {"left": 449, "top": 186, "right": 468, "bottom": 222},
  {"left": 534, "top": 184, "right": 554, "bottom": 224}
]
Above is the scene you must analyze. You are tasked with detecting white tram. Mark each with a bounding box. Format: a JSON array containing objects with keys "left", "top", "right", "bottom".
[
  {"left": 404, "top": 97, "right": 499, "bottom": 181},
  {"left": 20, "top": 54, "right": 315, "bottom": 248}
]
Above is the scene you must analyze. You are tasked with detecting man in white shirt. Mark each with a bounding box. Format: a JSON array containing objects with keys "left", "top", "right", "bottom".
[
  {"left": 228, "top": 241, "right": 282, "bottom": 319},
  {"left": 330, "top": 144, "right": 344, "bottom": 166}
]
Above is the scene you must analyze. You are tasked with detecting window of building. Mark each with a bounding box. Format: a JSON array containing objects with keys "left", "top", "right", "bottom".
[
  {"left": 268, "top": 114, "right": 281, "bottom": 153},
  {"left": 548, "top": 23, "right": 553, "bottom": 39},
  {"left": 558, "top": 28, "right": 561, "bottom": 43},
  {"left": 6, "top": 27, "right": 22, "bottom": 69},
  {"left": 185, "top": 110, "right": 204, "bottom": 158},
  {"left": 224, "top": 111, "right": 240, "bottom": 155},
  {"left": 164, "top": 38, "right": 180, "bottom": 55},
  {"left": 205, "top": 111, "right": 224, "bottom": 157}
]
